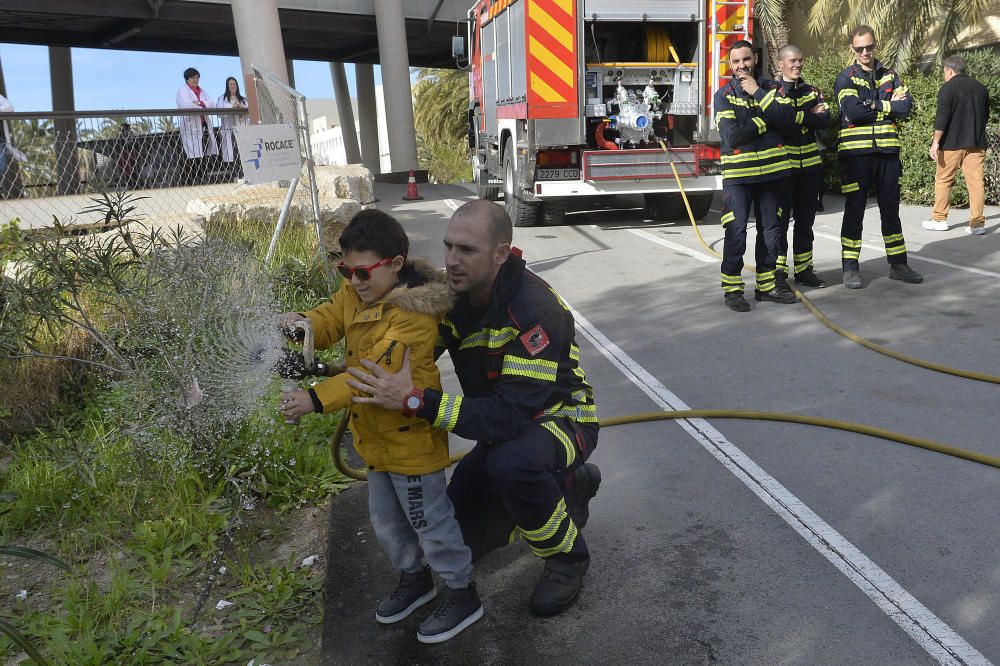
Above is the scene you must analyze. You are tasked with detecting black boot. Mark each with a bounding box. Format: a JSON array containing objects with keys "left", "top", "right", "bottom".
[
  {"left": 754, "top": 286, "right": 797, "bottom": 304},
  {"left": 889, "top": 264, "right": 923, "bottom": 283},
  {"left": 794, "top": 268, "right": 827, "bottom": 288},
  {"left": 416, "top": 583, "right": 484, "bottom": 644},
  {"left": 563, "top": 463, "right": 601, "bottom": 529},
  {"left": 724, "top": 292, "right": 750, "bottom": 312},
  {"left": 529, "top": 557, "right": 590, "bottom": 617},
  {"left": 375, "top": 565, "right": 436, "bottom": 624}
]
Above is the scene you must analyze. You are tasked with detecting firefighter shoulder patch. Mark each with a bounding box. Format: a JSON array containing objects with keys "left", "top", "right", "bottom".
[{"left": 519, "top": 325, "right": 550, "bottom": 356}]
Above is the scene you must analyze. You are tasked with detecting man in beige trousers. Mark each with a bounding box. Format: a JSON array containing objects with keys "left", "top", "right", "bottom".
[{"left": 922, "top": 55, "right": 991, "bottom": 235}]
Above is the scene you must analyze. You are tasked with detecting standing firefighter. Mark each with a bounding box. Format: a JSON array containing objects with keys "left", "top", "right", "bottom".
[
  {"left": 770, "top": 44, "right": 829, "bottom": 289},
  {"left": 835, "top": 26, "right": 923, "bottom": 289},
  {"left": 714, "top": 40, "right": 797, "bottom": 312}
]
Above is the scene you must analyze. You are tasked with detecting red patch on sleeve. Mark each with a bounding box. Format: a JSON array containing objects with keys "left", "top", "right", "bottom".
[{"left": 519, "top": 325, "right": 551, "bottom": 356}]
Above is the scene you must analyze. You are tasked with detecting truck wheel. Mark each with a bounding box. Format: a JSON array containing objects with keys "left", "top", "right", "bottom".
[
  {"left": 477, "top": 168, "right": 500, "bottom": 201},
  {"left": 644, "top": 192, "right": 714, "bottom": 223},
  {"left": 502, "top": 144, "right": 538, "bottom": 227},
  {"left": 539, "top": 199, "right": 567, "bottom": 226}
]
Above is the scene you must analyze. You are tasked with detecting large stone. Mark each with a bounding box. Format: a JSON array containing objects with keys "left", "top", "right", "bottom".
[
  {"left": 313, "top": 164, "right": 375, "bottom": 206},
  {"left": 318, "top": 198, "right": 362, "bottom": 256}
]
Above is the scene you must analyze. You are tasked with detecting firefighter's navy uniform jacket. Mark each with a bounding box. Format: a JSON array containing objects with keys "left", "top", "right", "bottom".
[
  {"left": 834, "top": 60, "right": 912, "bottom": 269},
  {"left": 417, "top": 249, "right": 598, "bottom": 561},
  {"left": 772, "top": 77, "right": 830, "bottom": 276},
  {"left": 713, "top": 77, "right": 794, "bottom": 295}
]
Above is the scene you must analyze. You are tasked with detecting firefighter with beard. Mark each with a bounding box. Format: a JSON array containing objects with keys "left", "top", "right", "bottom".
[{"left": 347, "top": 200, "right": 602, "bottom": 618}]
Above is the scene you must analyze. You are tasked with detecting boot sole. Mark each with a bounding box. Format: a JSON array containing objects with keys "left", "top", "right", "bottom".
[
  {"left": 753, "top": 294, "right": 797, "bottom": 304},
  {"left": 889, "top": 274, "right": 923, "bottom": 284},
  {"left": 416, "top": 604, "right": 484, "bottom": 644},
  {"left": 375, "top": 587, "right": 437, "bottom": 624}
]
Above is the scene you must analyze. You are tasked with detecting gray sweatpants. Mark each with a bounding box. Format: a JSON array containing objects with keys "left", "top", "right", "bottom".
[{"left": 367, "top": 470, "right": 473, "bottom": 589}]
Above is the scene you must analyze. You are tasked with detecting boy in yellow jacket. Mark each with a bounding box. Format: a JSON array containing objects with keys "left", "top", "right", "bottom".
[{"left": 276, "top": 210, "right": 482, "bottom": 644}]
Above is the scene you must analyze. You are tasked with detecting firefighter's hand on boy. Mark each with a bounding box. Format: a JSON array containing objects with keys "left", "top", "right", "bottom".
[
  {"left": 739, "top": 76, "right": 759, "bottom": 95},
  {"left": 347, "top": 349, "right": 414, "bottom": 410},
  {"left": 812, "top": 103, "right": 827, "bottom": 114},
  {"left": 275, "top": 312, "right": 306, "bottom": 337},
  {"left": 280, "top": 389, "right": 315, "bottom": 419}
]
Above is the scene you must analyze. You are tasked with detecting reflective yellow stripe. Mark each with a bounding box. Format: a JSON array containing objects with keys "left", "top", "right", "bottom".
[
  {"left": 721, "top": 273, "right": 743, "bottom": 284},
  {"left": 841, "top": 182, "right": 860, "bottom": 193},
  {"left": 433, "top": 393, "right": 463, "bottom": 430},
  {"left": 751, "top": 116, "right": 767, "bottom": 134},
  {"left": 543, "top": 401, "right": 598, "bottom": 423},
  {"left": 721, "top": 145, "right": 788, "bottom": 163},
  {"left": 881, "top": 100, "right": 892, "bottom": 113},
  {"left": 839, "top": 140, "right": 875, "bottom": 151},
  {"left": 716, "top": 109, "right": 736, "bottom": 123},
  {"left": 840, "top": 126, "right": 875, "bottom": 137},
  {"left": 726, "top": 95, "right": 750, "bottom": 107},
  {"left": 841, "top": 237, "right": 862, "bottom": 248},
  {"left": 530, "top": 521, "right": 578, "bottom": 557},
  {"left": 759, "top": 89, "right": 776, "bottom": 110},
  {"left": 721, "top": 211, "right": 735, "bottom": 225},
  {"left": 520, "top": 497, "right": 568, "bottom": 543},
  {"left": 838, "top": 89, "right": 859, "bottom": 102},
  {"left": 541, "top": 421, "right": 576, "bottom": 467},
  {"left": 548, "top": 288, "right": 571, "bottom": 312},
  {"left": 795, "top": 110, "right": 804, "bottom": 125},
  {"left": 723, "top": 161, "right": 792, "bottom": 178},
  {"left": 885, "top": 245, "right": 907, "bottom": 256},
  {"left": 795, "top": 155, "right": 823, "bottom": 169},
  {"left": 502, "top": 355, "right": 559, "bottom": 381},
  {"left": 441, "top": 318, "right": 460, "bottom": 340},
  {"left": 877, "top": 74, "right": 894, "bottom": 87},
  {"left": 883, "top": 233, "right": 904, "bottom": 243},
  {"left": 458, "top": 326, "right": 519, "bottom": 350},
  {"left": 794, "top": 251, "right": 812, "bottom": 262},
  {"left": 842, "top": 251, "right": 861, "bottom": 259},
  {"left": 850, "top": 76, "right": 871, "bottom": 88},
  {"left": 569, "top": 344, "right": 580, "bottom": 361}
]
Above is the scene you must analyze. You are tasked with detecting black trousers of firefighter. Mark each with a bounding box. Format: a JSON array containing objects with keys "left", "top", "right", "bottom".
[
  {"left": 447, "top": 419, "right": 598, "bottom": 563},
  {"left": 720, "top": 179, "right": 784, "bottom": 295},
  {"left": 771, "top": 169, "right": 823, "bottom": 275},
  {"left": 839, "top": 154, "right": 908, "bottom": 269}
]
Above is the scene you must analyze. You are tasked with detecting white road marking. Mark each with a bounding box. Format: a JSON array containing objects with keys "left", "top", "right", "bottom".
[
  {"left": 568, "top": 305, "right": 990, "bottom": 665},
  {"left": 813, "top": 232, "right": 1000, "bottom": 280},
  {"left": 626, "top": 229, "right": 717, "bottom": 263},
  {"left": 444, "top": 199, "right": 463, "bottom": 211}
]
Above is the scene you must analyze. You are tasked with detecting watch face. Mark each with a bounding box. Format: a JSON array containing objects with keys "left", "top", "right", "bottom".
[{"left": 406, "top": 395, "right": 421, "bottom": 409}]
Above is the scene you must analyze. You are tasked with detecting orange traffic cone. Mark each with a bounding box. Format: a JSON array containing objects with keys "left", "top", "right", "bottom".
[{"left": 402, "top": 169, "right": 424, "bottom": 201}]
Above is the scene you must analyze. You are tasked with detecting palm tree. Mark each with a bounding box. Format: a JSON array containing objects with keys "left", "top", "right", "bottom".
[
  {"left": 412, "top": 68, "right": 472, "bottom": 182},
  {"left": 801, "top": 0, "right": 991, "bottom": 70}
]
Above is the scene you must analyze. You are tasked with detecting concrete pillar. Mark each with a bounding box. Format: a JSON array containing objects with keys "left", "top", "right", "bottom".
[
  {"left": 232, "top": 0, "right": 288, "bottom": 122},
  {"left": 0, "top": 53, "right": 7, "bottom": 97},
  {"left": 49, "top": 46, "right": 80, "bottom": 195},
  {"left": 355, "top": 63, "right": 381, "bottom": 174},
  {"left": 330, "top": 63, "right": 361, "bottom": 164},
  {"left": 286, "top": 58, "right": 296, "bottom": 89},
  {"left": 373, "top": 0, "right": 418, "bottom": 173}
]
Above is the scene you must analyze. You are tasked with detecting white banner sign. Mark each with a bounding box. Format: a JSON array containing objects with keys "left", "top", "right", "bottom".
[{"left": 234, "top": 123, "right": 302, "bottom": 185}]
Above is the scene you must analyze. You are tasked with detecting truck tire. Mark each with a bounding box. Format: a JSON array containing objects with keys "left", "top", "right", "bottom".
[
  {"left": 477, "top": 168, "right": 500, "bottom": 201},
  {"left": 644, "top": 192, "right": 714, "bottom": 223},
  {"left": 539, "top": 199, "right": 567, "bottom": 226},
  {"left": 502, "top": 143, "right": 538, "bottom": 227}
]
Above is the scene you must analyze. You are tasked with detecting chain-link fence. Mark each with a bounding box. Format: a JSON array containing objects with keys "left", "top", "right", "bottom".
[
  {"left": 250, "top": 66, "right": 331, "bottom": 267},
  {"left": 0, "top": 108, "right": 249, "bottom": 231}
]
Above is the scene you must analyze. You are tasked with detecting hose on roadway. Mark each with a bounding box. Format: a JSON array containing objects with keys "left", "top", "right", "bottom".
[{"left": 326, "top": 144, "right": 999, "bottom": 480}]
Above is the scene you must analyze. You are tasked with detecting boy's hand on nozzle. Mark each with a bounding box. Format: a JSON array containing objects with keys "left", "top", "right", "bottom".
[
  {"left": 275, "top": 312, "right": 307, "bottom": 340},
  {"left": 279, "top": 388, "right": 315, "bottom": 420}
]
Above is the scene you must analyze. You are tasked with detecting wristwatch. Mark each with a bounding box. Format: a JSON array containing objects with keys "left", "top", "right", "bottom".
[{"left": 402, "top": 388, "right": 425, "bottom": 418}]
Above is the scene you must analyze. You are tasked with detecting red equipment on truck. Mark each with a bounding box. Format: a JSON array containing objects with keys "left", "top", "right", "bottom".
[{"left": 454, "top": 0, "right": 754, "bottom": 226}]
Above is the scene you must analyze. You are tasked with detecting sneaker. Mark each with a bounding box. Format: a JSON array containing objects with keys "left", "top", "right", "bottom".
[
  {"left": 564, "top": 463, "right": 601, "bottom": 529},
  {"left": 529, "top": 557, "right": 590, "bottom": 617},
  {"left": 754, "top": 286, "right": 797, "bottom": 304},
  {"left": 375, "top": 566, "right": 436, "bottom": 624},
  {"left": 724, "top": 292, "right": 750, "bottom": 312},
  {"left": 794, "top": 268, "right": 827, "bottom": 288},
  {"left": 967, "top": 226, "right": 986, "bottom": 236},
  {"left": 416, "top": 583, "right": 484, "bottom": 644},
  {"left": 889, "top": 264, "right": 923, "bottom": 283},
  {"left": 922, "top": 219, "right": 949, "bottom": 231},
  {"left": 843, "top": 269, "right": 863, "bottom": 289}
]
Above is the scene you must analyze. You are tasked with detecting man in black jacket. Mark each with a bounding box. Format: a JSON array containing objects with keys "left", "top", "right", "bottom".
[
  {"left": 348, "top": 200, "right": 601, "bottom": 618},
  {"left": 922, "top": 55, "right": 991, "bottom": 235}
]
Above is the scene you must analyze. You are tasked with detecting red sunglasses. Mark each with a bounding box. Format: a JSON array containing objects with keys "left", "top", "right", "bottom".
[{"left": 337, "top": 256, "right": 396, "bottom": 280}]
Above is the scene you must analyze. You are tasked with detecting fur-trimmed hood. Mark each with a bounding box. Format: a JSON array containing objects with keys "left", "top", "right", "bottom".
[{"left": 383, "top": 257, "right": 453, "bottom": 316}]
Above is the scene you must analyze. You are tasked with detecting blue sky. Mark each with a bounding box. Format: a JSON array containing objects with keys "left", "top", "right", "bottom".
[{"left": 0, "top": 43, "right": 381, "bottom": 111}]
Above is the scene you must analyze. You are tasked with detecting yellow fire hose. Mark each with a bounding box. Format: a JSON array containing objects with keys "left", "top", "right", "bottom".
[{"left": 323, "top": 141, "right": 1000, "bottom": 481}]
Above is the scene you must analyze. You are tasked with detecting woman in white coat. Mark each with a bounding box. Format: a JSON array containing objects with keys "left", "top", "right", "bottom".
[
  {"left": 216, "top": 77, "right": 249, "bottom": 175},
  {"left": 175, "top": 67, "right": 218, "bottom": 183}
]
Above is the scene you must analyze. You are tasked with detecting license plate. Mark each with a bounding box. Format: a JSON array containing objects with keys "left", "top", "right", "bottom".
[{"left": 536, "top": 168, "right": 579, "bottom": 181}]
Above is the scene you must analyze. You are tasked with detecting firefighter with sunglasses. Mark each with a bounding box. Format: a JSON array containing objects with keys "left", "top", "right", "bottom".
[{"left": 834, "top": 25, "right": 923, "bottom": 289}]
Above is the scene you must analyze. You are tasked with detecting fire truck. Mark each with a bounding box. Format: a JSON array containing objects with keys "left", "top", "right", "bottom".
[{"left": 456, "top": 0, "right": 754, "bottom": 226}]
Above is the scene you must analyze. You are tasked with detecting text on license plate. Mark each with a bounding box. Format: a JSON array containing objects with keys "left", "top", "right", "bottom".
[{"left": 536, "top": 168, "right": 580, "bottom": 181}]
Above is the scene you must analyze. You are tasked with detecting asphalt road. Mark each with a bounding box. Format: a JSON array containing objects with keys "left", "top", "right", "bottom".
[{"left": 322, "top": 182, "right": 1000, "bottom": 665}]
